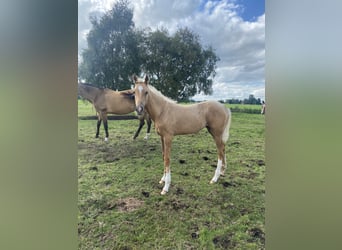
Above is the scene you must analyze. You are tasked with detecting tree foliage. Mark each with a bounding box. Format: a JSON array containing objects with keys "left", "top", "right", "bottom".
[
  {"left": 225, "top": 95, "right": 262, "bottom": 105},
  {"left": 79, "top": 0, "right": 219, "bottom": 100},
  {"left": 142, "top": 28, "right": 219, "bottom": 101},
  {"left": 243, "top": 94, "right": 262, "bottom": 105},
  {"left": 79, "top": 0, "right": 141, "bottom": 90}
]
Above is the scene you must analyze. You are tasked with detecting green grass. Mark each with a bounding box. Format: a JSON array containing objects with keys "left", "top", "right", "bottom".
[
  {"left": 227, "top": 104, "right": 263, "bottom": 114},
  {"left": 78, "top": 100, "right": 265, "bottom": 249},
  {"left": 78, "top": 99, "right": 97, "bottom": 117}
]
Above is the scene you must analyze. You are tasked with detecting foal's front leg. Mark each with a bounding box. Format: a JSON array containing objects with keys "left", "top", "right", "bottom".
[
  {"left": 159, "top": 135, "right": 172, "bottom": 195},
  {"left": 133, "top": 118, "right": 145, "bottom": 140},
  {"left": 144, "top": 117, "right": 152, "bottom": 140}
]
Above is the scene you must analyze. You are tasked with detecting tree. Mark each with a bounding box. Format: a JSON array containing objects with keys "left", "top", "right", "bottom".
[
  {"left": 226, "top": 98, "right": 242, "bottom": 104},
  {"left": 142, "top": 28, "right": 219, "bottom": 101},
  {"left": 79, "top": 0, "right": 142, "bottom": 90},
  {"left": 79, "top": 3, "right": 219, "bottom": 100},
  {"left": 243, "top": 94, "right": 262, "bottom": 105}
]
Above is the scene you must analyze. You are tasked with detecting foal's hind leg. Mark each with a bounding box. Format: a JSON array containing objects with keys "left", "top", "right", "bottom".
[
  {"left": 102, "top": 113, "right": 109, "bottom": 141},
  {"left": 159, "top": 137, "right": 165, "bottom": 183},
  {"left": 210, "top": 137, "right": 226, "bottom": 184},
  {"left": 96, "top": 118, "right": 102, "bottom": 138}
]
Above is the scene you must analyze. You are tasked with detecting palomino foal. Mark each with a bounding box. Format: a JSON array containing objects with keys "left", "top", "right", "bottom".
[{"left": 133, "top": 75, "right": 231, "bottom": 195}]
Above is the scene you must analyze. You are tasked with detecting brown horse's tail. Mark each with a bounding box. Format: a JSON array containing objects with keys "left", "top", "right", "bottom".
[{"left": 222, "top": 108, "right": 231, "bottom": 143}]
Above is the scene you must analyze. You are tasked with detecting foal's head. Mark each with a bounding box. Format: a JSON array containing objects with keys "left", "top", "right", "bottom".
[{"left": 133, "top": 75, "right": 149, "bottom": 116}]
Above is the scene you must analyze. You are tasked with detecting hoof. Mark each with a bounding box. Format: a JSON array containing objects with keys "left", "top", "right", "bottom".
[
  {"left": 104, "top": 137, "right": 108, "bottom": 142},
  {"left": 161, "top": 190, "right": 167, "bottom": 195},
  {"left": 159, "top": 180, "right": 164, "bottom": 184},
  {"left": 210, "top": 180, "right": 216, "bottom": 184}
]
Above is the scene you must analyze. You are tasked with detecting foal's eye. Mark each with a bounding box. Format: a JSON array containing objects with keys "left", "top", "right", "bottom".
[{"left": 145, "top": 91, "right": 148, "bottom": 95}]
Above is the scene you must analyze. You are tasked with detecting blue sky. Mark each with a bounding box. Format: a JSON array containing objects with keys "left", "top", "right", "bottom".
[
  {"left": 237, "top": 0, "right": 265, "bottom": 21},
  {"left": 78, "top": 0, "right": 265, "bottom": 101}
]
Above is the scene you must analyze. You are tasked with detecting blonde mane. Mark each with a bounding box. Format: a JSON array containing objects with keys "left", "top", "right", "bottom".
[{"left": 147, "top": 85, "right": 177, "bottom": 104}]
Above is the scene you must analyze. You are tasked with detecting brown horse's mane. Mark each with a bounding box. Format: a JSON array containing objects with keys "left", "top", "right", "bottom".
[
  {"left": 78, "top": 83, "right": 107, "bottom": 90},
  {"left": 120, "top": 90, "right": 135, "bottom": 100},
  {"left": 78, "top": 83, "right": 134, "bottom": 99}
]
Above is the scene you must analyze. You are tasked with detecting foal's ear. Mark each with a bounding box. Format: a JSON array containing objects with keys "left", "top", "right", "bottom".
[
  {"left": 144, "top": 75, "right": 149, "bottom": 85},
  {"left": 132, "top": 74, "right": 138, "bottom": 83}
]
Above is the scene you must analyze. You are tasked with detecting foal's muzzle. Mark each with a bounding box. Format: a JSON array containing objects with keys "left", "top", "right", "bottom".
[{"left": 136, "top": 104, "right": 144, "bottom": 115}]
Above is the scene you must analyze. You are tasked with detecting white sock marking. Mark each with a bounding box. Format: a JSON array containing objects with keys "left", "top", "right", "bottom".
[
  {"left": 144, "top": 133, "right": 150, "bottom": 140},
  {"left": 162, "top": 171, "right": 171, "bottom": 193},
  {"left": 159, "top": 173, "right": 166, "bottom": 183},
  {"left": 211, "top": 159, "right": 222, "bottom": 183},
  {"left": 221, "top": 155, "right": 227, "bottom": 175},
  {"left": 104, "top": 137, "right": 108, "bottom": 142}
]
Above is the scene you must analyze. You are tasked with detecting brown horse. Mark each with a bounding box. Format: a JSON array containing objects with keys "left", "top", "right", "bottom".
[
  {"left": 133, "top": 75, "right": 232, "bottom": 194},
  {"left": 78, "top": 83, "right": 152, "bottom": 141}
]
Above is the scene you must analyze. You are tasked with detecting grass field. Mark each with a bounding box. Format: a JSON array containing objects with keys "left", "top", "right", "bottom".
[{"left": 78, "top": 100, "right": 265, "bottom": 249}]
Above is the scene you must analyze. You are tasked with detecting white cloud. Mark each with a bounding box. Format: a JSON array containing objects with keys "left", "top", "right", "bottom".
[{"left": 78, "top": 0, "right": 265, "bottom": 100}]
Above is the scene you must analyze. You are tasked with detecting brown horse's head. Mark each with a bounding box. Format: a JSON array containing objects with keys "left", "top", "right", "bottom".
[{"left": 133, "top": 75, "right": 149, "bottom": 116}]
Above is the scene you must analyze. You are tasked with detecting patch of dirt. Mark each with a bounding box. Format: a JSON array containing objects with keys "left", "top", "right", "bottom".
[
  {"left": 176, "top": 187, "right": 184, "bottom": 195},
  {"left": 246, "top": 159, "right": 265, "bottom": 167},
  {"left": 104, "top": 180, "right": 112, "bottom": 186},
  {"left": 243, "top": 162, "right": 253, "bottom": 168},
  {"left": 222, "top": 181, "right": 236, "bottom": 188},
  {"left": 238, "top": 172, "right": 258, "bottom": 180},
  {"left": 191, "top": 232, "right": 199, "bottom": 239},
  {"left": 108, "top": 197, "right": 144, "bottom": 212},
  {"left": 248, "top": 172, "right": 258, "bottom": 179},
  {"left": 256, "top": 159, "right": 265, "bottom": 166},
  {"left": 141, "top": 191, "right": 150, "bottom": 198},
  {"left": 248, "top": 227, "right": 265, "bottom": 244},
  {"left": 89, "top": 166, "right": 98, "bottom": 171},
  {"left": 230, "top": 141, "right": 241, "bottom": 147},
  {"left": 166, "top": 198, "right": 189, "bottom": 211},
  {"left": 239, "top": 208, "right": 250, "bottom": 215},
  {"left": 213, "top": 233, "right": 235, "bottom": 249},
  {"left": 190, "top": 225, "right": 200, "bottom": 239},
  {"left": 172, "top": 201, "right": 189, "bottom": 210},
  {"left": 120, "top": 246, "right": 132, "bottom": 250},
  {"left": 105, "top": 156, "right": 120, "bottom": 162}
]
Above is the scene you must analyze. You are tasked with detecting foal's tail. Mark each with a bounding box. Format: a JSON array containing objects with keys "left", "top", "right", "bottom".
[{"left": 222, "top": 108, "right": 231, "bottom": 143}]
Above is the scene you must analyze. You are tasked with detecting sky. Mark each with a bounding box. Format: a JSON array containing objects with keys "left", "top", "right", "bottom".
[{"left": 78, "top": 0, "right": 265, "bottom": 101}]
